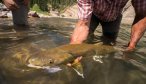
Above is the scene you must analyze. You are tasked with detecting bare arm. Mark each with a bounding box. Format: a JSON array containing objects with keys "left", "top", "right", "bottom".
[
  {"left": 126, "top": 0, "right": 146, "bottom": 51},
  {"left": 70, "top": 20, "right": 90, "bottom": 44},
  {"left": 2, "top": 0, "right": 19, "bottom": 10},
  {"left": 2, "top": 0, "right": 29, "bottom": 10},
  {"left": 70, "top": 0, "right": 93, "bottom": 44},
  {"left": 127, "top": 17, "right": 146, "bottom": 51}
]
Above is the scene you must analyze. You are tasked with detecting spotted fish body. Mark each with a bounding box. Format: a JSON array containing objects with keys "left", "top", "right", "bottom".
[
  {"left": 28, "top": 43, "right": 117, "bottom": 67},
  {"left": 0, "top": 42, "right": 117, "bottom": 77}
]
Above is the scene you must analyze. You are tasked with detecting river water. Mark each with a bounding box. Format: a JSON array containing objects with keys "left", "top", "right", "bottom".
[{"left": 0, "top": 17, "right": 146, "bottom": 84}]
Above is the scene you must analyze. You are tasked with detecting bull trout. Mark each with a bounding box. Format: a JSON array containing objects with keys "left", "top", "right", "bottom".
[
  {"left": 27, "top": 43, "right": 117, "bottom": 77},
  {"left": 0, "top": 42, "right": 118, "bottom": 77}
]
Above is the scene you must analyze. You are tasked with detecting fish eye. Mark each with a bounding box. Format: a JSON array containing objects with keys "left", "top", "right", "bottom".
[{"left": 49, "top": 59, "right": 54, "bottom": 64}]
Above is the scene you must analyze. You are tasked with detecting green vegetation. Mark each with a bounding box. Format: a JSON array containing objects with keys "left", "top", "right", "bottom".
[
  {"left": 1, "top": 0, "right": 77, "bottom": 14},
  {"left": 30, "top": 0, "right": 49, "bottom": 11},
  {"left": 30, "top": 4, "right": 48, "bottom": 15},
  {"left": 30, "top": 0, "right": 77, "bottom": 13}
]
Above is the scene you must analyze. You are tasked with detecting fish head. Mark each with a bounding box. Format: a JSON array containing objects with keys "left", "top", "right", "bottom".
[{"left": 27, "top": 50, "right": 74, "bottom": 68}]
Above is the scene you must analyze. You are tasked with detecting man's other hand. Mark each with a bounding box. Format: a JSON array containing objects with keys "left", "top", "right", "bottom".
[
  {"left": 3, "top": 0, "right": 19, "bottom": 10},
  {"left": 127, "top": 17, "right": 146, "bottom": 51}
]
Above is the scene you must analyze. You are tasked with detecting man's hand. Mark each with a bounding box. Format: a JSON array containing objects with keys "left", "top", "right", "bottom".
[
  {"left": 70, "top": 20, "right": 89, "bottom": 44},
  {"left": 67, "top": 56, "right": 82, "bottom": 67},
  {"left": 3, "top": 0, "right": 19, "bottom": 10},
  {"left": 126, "top": 17, "right": 146, "bottom": 51},
  {"left": 69, "top": 20, "right": 90, "bottom": 67}
]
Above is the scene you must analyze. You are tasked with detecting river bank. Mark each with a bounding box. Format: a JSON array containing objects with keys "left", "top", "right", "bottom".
[{"left": 1, "top": 1, "right": 135, "bottom": 25}]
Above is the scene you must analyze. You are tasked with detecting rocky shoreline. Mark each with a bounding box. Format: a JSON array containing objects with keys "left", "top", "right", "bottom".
[{"left": 0, "top": 2, "right": 135, "bottom": 25}]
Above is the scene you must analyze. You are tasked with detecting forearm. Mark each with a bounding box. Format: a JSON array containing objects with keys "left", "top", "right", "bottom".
[
  {"left": 70, "top": 20, "right": 90, "bottom": 44},
  {"left": 128, "top": 17, "right": 146, "bottom": 48},
  {"left": 2, "top": 0, "right": 19, "bottom": 10},
  {"left": 77, "top": 19, "right": 91, "bottom": 27},
  {"left": 70, "top": 0, "right": 93, "bottom": 44}
]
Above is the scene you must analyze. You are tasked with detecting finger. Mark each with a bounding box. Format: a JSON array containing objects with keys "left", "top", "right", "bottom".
[
  {"left": 67, "top": 63, "right": 72, "bottom": 67},
  {"left": 66, "top": 56, "right": 83, "bottom": 67},
  {"left": 8, "top": 5, "right": 17, "bottom": 10},
  {"left": 13, "top": 2, "right": 19, "bottom": 9},
  {"left": 75, "top": 56, "right": 82, "bottom": 62}
]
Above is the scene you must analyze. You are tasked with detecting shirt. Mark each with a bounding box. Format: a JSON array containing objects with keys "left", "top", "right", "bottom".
[{"left": 78, "top": 0, "right": 146, "bottom": 22}]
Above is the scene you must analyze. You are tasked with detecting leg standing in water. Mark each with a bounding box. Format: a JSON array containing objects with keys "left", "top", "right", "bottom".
[{"left": 2, "top": 0, "right": 29, "bottom": 28}]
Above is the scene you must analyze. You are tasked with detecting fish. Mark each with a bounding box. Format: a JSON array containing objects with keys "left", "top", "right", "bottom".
[
  {"left": 0, "top": 41, "right": 118, "bottom": 78},
  {"left": 28, "top": 43, "right": 116, "bottom": 66},
  {"left": 27, "top": 43, "right": 117, "bottom": 77}
]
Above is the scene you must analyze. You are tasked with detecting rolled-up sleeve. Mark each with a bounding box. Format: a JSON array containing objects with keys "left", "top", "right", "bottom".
[{"left": 77, "top": 0, "right": 93, "bottom": 20}]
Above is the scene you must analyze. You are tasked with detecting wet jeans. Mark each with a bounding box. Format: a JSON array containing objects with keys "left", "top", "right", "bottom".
[
  {"left": 87, "top": 14, "right": 122, "bottom": 44},
  {"left": 12, "top": 0, "right": 29, "bottom": 26}
]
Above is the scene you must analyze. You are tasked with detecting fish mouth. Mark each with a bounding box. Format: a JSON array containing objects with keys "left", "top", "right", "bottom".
[
  {"left": 27, "top": 64, "right": 62, "bottom": 73},
  {"left": 27, "top": 63, "right": 51, "bottom": 69}
]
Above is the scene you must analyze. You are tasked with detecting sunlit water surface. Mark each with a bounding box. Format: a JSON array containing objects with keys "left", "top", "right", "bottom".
[{"left": 0, "top": 17, "right": 146, "bottom": 84}]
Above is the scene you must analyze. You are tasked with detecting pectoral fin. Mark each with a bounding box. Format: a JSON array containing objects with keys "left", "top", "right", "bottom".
[{"left": 71, "top": 57, "right": 84, "bottom": 78}]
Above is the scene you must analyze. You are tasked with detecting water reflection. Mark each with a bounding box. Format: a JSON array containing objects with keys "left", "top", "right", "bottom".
[{"left": 0, "top": 17, "right": 146, "bottom": 84}]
